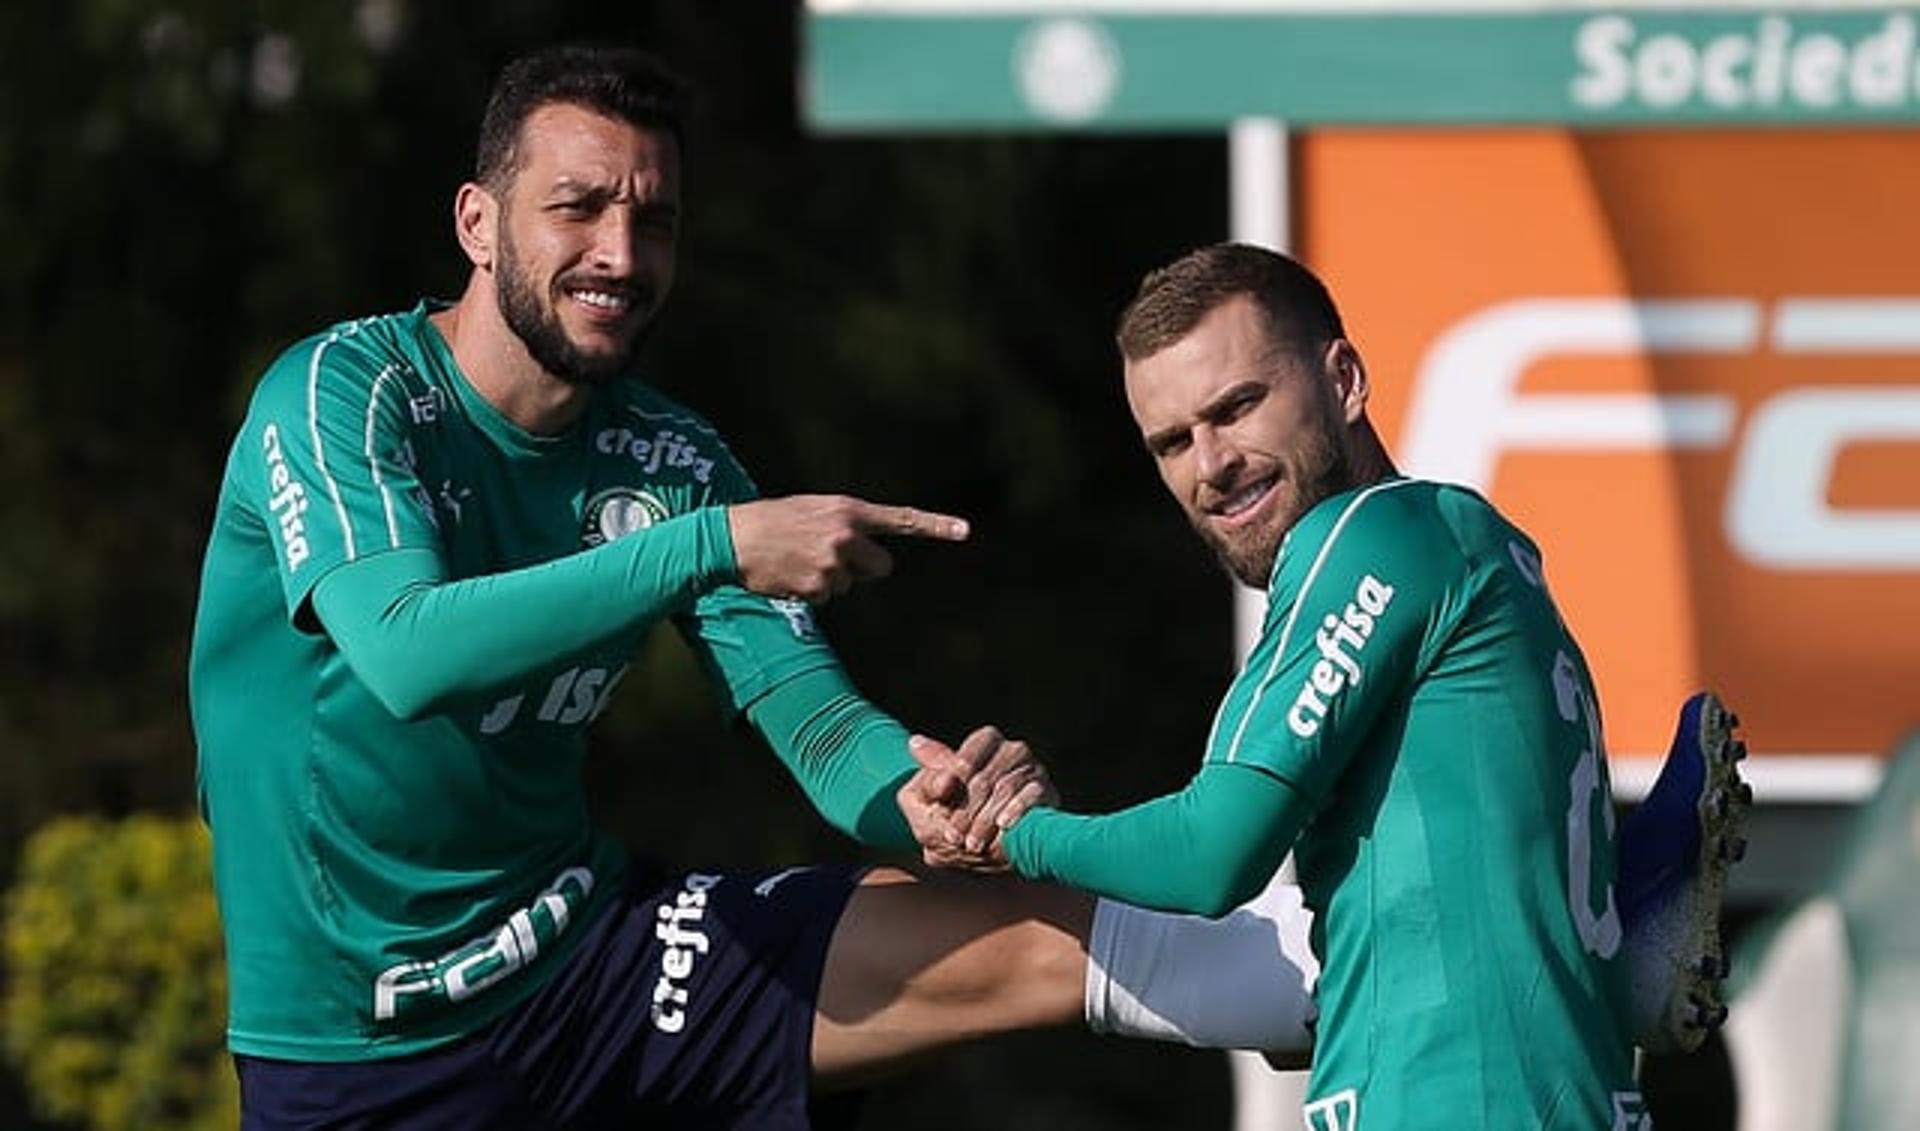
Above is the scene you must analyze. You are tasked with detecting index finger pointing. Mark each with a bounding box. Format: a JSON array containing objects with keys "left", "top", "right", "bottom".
[{"left": 852, "top": 502, "right": 970, "bottom": 542}]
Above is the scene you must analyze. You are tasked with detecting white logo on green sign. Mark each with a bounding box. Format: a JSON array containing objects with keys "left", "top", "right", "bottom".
[
  {"left": 1015, "top": 18, "right": 1120, "bottom": 123},
  {"left": 1573, "top": 13, "right": 1920, "bottom": 112}
]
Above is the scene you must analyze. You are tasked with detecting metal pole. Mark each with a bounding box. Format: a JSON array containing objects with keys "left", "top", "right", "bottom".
[{"left": 1225, "top": 115, "right": 1310, "bottom": 1131}]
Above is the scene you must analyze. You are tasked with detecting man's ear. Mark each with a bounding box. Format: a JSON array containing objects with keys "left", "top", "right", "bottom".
[
  {"left": 1325, "top": 339, "right": 1371, "bottom": 425},
  {"left": 453, "top": 182, "right": 498, "bottom": 272}
]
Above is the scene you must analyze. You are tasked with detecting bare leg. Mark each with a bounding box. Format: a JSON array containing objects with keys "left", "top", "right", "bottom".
[
  {"left": 809, "top": 864, "right": 1326, "bottom": 1088},
  {"left": 811, "top": 867, "right": 1093, "bottom": 1088}
]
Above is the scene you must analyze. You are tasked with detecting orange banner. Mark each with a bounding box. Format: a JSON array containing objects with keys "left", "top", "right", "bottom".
[{"left": 1300, "top": 129, "right": 1920, "bottom": 793}]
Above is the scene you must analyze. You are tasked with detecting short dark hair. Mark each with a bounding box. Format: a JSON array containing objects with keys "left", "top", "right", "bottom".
[
  {"left": 475, "top": 44, "right": 690, "bottom": 192},
  {"left": 1116, "top": 243, "right": 1346, "bottom": 364}
]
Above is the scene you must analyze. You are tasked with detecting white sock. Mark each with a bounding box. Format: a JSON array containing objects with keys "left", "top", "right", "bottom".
[{"left": 1084, "top": 869, "right": 1320, "bottom": 1051}]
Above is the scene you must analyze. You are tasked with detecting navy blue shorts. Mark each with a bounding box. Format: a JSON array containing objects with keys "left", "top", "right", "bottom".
[{"left": 235, "top": 863, "right": 864, "bottom": 1130}]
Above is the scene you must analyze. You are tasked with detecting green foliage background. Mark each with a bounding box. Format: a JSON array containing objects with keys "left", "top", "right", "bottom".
[
  {"left": 0, "top": 2, "right": 1242, "bottom": 1127},
  {"left": 4, "top": 817, "right": 234, "bottom": 1130}
]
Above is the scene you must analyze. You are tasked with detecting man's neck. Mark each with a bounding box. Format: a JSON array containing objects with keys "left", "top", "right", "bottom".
[
  {"left": 430, "top": 276, "right": 594, "bottom": 436},
  {"left": 1349, "top": 423, "right": 1400, "bottom": 487}
]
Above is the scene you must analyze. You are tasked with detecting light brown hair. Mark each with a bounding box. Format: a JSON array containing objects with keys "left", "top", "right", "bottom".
[{"left": 1116, "top": 243, "right": 1346, "bottom": 364}]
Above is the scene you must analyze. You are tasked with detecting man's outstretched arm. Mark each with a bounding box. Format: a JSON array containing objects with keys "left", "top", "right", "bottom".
[
  {"left": 1003, "top": 761, "right": 1308, "bottom": 918},
  {"left": 903, "top": 735, "right": 1310, "bottom": 918},
  {"left": 312, "top": 514, "right": 732, "bottom": 719},
  {"left": 310, "top": 494, "right": 966, "bottom": 721}
]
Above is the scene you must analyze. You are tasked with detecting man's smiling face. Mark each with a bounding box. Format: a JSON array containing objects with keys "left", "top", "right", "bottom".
[
  {"left": 1124, "top": 294, "right": 1354, "bottom": 588},
  {"left": 489, "top": 101, "right": 681, "bottom": 385}
]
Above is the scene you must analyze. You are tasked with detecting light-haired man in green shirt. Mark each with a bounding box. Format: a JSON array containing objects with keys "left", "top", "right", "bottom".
[{"left": 908, "top": 243, "right": 1751, "bottom": 1130}]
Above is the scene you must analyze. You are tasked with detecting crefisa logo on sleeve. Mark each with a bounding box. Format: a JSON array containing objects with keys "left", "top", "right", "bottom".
[
  {"left": 582, "top": 487, "right": 671, "bottom": 548},
  {"left": 261, "top": 423, "right": 311, "bottom": 571}
]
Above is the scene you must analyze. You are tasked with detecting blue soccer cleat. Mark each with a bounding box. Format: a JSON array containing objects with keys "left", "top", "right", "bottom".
[{"left": 1617, "top": 691, "right": 1752, "bottom": 1054}]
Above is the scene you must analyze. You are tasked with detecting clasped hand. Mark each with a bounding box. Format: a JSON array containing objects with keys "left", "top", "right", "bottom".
[{"left": 895, "top": 726, "right": 1058, "bottom": 873}]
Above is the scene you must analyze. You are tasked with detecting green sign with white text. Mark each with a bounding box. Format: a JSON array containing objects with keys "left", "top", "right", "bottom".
[{"left": 805, "top": 7, "right": 1920, "bottom": 129}]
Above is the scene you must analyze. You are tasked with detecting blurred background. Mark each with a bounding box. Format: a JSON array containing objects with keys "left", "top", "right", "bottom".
[{"left": 1, "top": 2, "right": 1915, "bottom": 1129}]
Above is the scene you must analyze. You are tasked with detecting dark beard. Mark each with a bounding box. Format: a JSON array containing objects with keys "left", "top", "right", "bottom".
[
  {"left": 1197, "top": 431, "right": 1353, "bottom": 590},
  {"left": 496, "top": 228, "right": 649, "bottom": 387}
]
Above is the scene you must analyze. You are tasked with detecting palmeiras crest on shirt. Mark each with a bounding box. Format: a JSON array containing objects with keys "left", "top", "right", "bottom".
[
  {"left": 582, "top": 487, "right": 671, "bottom": 547},
  {"left": 579, "top": 485, "right": 818, "bottom": 640}
]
